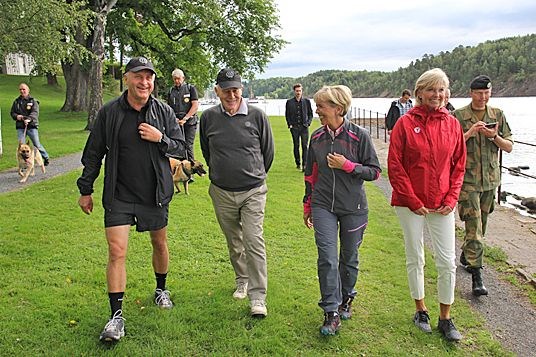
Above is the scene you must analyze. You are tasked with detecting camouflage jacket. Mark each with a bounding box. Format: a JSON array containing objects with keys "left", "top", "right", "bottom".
[{"left": 453, "top": 104, "right": 513, "bottom": 192}]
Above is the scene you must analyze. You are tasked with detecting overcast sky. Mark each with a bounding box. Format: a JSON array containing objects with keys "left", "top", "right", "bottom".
[{"left": 256, "top": 0, "right": 536, "bottom": 79}]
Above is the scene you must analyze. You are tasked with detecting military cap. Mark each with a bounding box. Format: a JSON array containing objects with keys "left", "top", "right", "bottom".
[{"left": 470, "top": 75, "right": 492, "bottom": 90}]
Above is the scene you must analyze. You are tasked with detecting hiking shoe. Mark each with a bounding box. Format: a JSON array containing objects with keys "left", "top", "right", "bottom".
[
  {"left": 233, "top": 282, "right": 248, "bottom": 299},
  {"left": 413, "top": 310, "right": 432, "bottom": 333},
  {"left": 99, "top": 310, "right": 125, "bottom": 343},
  {"left": 338, "top": 296, "right": 354, "bottom": 320},
  {"left": 250, "top": 299, "right": 267, "bottom": 317},
  {"left": 44, "top": 157, "right": 50, "bottom": 166},
  {"left": 154, "top": 289, "right": 173, "bottom": 309},
  {"left": 438, "top": 318, "right": 462, "bottom": 342},
  {"left": 320, "top": 312, "right": 341, "bottom": 336}
]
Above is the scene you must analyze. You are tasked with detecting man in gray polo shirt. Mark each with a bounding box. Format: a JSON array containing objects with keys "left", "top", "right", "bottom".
[{"left": 199, "top": 68, "right": 274, "bottom": 317}]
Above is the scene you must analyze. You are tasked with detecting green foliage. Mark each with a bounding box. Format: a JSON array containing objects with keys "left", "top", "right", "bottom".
[
  {"left": 107, "top": 0, "right": 287, "bottom": 92},
  {"left": 0, "top": 115, "right": 510, "bottom": 355},
  {"left": 0, "top": 0, "right": 91, "bottom": 74},
  {"left": 246, "top": 34, "right": 536, "bottom": 98}
]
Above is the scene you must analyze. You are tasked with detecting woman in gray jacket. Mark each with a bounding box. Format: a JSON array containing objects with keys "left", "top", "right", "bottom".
[{"left": 303, "top": 85, "right": 381, "bottom": 336}]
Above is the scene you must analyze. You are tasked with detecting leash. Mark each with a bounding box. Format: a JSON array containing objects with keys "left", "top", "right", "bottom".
[{"left": 21, "top": 120, "right": 28, "bottom": 142}]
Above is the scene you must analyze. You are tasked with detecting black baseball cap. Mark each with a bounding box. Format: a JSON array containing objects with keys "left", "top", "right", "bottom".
[
  {"left": 216, "top": 68, "right": 242, "bottom": 89},
  {"left": 125, "top": 56, "right": 156, "bottom": 74},
  {"left": 470, "top": 75, "right": 492, "bottom": 90}
]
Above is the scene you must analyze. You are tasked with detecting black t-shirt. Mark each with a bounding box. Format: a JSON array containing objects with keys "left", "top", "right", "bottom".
[{"left": 115, "top": 98, "right": 157, "bottom": 205}]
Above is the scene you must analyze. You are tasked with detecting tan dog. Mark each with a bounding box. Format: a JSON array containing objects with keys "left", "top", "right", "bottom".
[
  {"left": 17, "top": 141, "right": 45, "bottom": 183},
  {"left": 169, "top": 158, "right": 207, "bottom": 195}
]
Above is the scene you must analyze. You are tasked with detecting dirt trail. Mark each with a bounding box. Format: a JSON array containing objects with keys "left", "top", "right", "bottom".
[{"left": 372, "top": 137, "right": 536, "bottom": 356}]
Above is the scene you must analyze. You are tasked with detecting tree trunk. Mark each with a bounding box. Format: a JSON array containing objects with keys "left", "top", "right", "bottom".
[
  {"left": 87, "top": 11, "right": 106, "bottom": 130},
  {"left": 60, "top": 58, "right": 89, "bottom": 112},
  {"left": 46, "top": 73, "right": 58, "bottom": 86},
  {"left": 86, "top": 0, "right": 118, "bottom": 130},
  {"left": 60, "top": 26, "right": 90, "bottom": 113}
]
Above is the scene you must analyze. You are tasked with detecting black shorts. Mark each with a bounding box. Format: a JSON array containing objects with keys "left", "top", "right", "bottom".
[{"left": 104, "top": 199, "right": 168, "bottom": 232}]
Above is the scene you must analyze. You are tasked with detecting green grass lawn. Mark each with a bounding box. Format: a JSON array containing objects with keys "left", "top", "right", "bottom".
[{"left": 0, "top": 76, "right": 510, "bottom": 355}]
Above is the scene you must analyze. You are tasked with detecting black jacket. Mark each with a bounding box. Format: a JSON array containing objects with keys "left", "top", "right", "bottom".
[
  {"left": 285, "top": 97, "right": 313, "bottom": 128},
  {"left": 167, "top": 83, "right": 198, "bottom": 125},
  {"left": 11, "top": 95, "right": 40, "bottom": 129},
  {"left": 77, "top": 92, "right": 186, "bottom": 207}
]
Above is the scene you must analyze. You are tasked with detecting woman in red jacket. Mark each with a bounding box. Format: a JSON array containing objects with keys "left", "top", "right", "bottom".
[{"left": 388, "top": 68, "right": 466, "bottom": 342}]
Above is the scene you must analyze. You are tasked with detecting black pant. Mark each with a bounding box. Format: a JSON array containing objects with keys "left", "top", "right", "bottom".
[
  {"left": 290, "top": 125, "right": 309, "bottom": 167},
  {"left": 182, "top": 124, "right": 197, "bottom": 161}
]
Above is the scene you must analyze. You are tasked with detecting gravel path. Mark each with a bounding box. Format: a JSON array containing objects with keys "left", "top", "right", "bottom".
[
  {"left": 0, "top": 152, "right": 82, "bottom": 194},
  {"left": 373, "top": 138, "right": 536, "bottom": 356}
]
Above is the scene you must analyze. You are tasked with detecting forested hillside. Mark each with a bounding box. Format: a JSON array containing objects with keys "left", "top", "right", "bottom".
[{"left": 245, "top": 34, "right": 536, "bottom": 98}]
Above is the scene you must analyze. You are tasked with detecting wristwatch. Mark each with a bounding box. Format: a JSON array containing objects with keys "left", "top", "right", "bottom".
[{"left": 488, "top": 134, "right": 498, "bottom": 141}]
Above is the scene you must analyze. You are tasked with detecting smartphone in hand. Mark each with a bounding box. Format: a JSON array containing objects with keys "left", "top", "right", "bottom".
[{"left": 485, "top": 122, "right": 497, "bottom": 128}]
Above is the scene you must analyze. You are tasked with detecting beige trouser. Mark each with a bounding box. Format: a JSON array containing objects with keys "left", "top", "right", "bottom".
[{"left": 209, "top": 182, "right": 268, "bottom": 301}]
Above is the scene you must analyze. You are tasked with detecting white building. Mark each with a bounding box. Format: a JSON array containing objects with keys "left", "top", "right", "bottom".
[{"left": 3, "top": 53, "right": 35, "bottom": 75}]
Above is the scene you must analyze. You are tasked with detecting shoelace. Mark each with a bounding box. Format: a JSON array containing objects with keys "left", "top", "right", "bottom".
[
  {"left": 155, "top": 290, "right": 172, "bottom": 305},
  {"left": 417, "top": 311, "right": 430, "bottom": 323},
  {"left": 104, "top": 310, "right": 125, "bottom": 330}
]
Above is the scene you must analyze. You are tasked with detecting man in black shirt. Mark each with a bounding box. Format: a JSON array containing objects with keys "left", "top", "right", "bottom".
[
  {"left": 285, "top": 83, "right": 313, "bottom": 171},
  {"left": 77, "top": 56, "right": 186, "bottom": 343}
]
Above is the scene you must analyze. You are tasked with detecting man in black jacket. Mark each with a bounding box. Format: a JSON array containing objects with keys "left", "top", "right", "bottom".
[
  {"left": 285, "top": 83, "right": 313, "bottom": 171},
  {"left": 385, "top": 89, "right": 413, "bottom": 134},
  {"left": 77, "top": 56, "right": 186, "bottom": 343},
  {"left": 10, "top": 83, "right": 50, "bottom": 165}
]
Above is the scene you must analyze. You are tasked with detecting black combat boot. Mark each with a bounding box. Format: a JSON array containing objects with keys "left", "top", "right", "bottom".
[{"left": 468, "top": 267, "right": 488, "bottom": 296}]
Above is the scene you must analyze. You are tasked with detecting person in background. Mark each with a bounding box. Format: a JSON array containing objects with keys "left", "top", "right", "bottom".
[
  {"left": 10, "top": 83, "right": 51, "bottom": 166},
  {"left": 453, "top": 75, "right": 513, "bottom": 296},
  {"left": 385, "top": 89, "right": 413, "bottom": 135},
  {"left": 77, "top": 56, "right": 186, "bottom": 343},
  {"left": 167, "top": 68, "right": 200, "bottom": 166},
  {"left": 388, "top": 68, "right": 466, "bottom": 342},
  {"left": 304, "top": 85, "right": 381, "bottom": 336},
  {"left": 445, "top": 88, "right": 455, "bottom": 112},
  {"left": 285, "top": 83, "right": 314, "bottom": 171},
  {"left": 200, "top": 68, "right": 274, "bottom": 318}
]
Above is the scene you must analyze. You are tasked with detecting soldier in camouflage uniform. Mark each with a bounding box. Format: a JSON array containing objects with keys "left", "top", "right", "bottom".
[{"left": 453, "top": 75, "right": 513, "bottom": 296}]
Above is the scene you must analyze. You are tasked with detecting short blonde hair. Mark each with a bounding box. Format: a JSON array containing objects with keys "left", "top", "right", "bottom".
[
  {"left": 313, "top": 85, "right": 352, "bottom": 116},
  {"left": 414, "top": 68, "right": 449, "bottom": 106}
]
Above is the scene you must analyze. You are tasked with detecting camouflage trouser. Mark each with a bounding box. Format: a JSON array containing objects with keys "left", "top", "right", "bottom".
[{"left": 457, "top": 189, "right": 496, "bottom": 268}]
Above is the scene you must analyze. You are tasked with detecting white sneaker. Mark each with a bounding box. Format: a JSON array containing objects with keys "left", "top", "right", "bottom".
[
  {"left": 250, "top": 299, "right": 267, "bottom": 317},
  {"left": 155, "top": 289, "right": 174, "bottom": 309},
  {"left": 233, "top": 282, "right": 248, "bottom": 299}
]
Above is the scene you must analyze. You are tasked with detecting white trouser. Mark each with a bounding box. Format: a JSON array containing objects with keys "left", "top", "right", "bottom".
[{"left": 394, "top": 207, "right": 456, "bottom": 305}]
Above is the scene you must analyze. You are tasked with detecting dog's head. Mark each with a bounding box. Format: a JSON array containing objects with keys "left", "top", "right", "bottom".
[
  {"left": 191, "top": 161, "right": 207, "bottom": 177},
  {"left": 18, "top": 141, "right": 32, "bottom": 161}
]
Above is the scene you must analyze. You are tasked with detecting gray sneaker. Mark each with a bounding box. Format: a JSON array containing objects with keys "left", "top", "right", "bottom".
[
  {"left": 413, "top": 311, "right": 432, "bottom": 333},
  {"left": 99, "top": 310, "right": 125, "bottom": 342},
  {"left": 438, "top": 318, "right": 462, "bottom": 342},
  {"left": 155, "top": 289, "right": 174, "bottom": 309},
  {"left": 250, "top": 299, "right": 267, "bottom": 317},
  {"left": 233, "top": 282, "right": 248, "bottom": 299}
]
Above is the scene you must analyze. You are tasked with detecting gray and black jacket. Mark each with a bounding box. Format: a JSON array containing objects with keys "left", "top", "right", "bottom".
[{"left": 304, "top": 120, "right": 381, "bottom": 215}]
